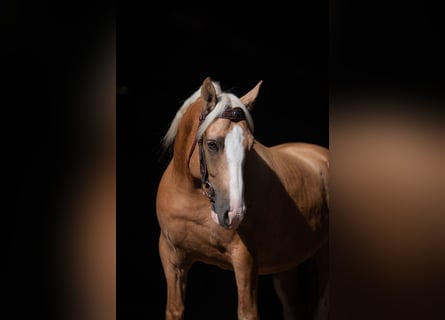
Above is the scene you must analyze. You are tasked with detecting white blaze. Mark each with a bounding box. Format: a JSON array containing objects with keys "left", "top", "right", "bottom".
[{"left": 225, "top": 125, "right": 246, "bottom": 224}]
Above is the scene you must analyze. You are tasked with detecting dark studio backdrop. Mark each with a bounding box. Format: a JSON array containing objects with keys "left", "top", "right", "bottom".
[
  {"left": 117, "top": 2, "right": 327, "bottom": 320},
  {"left": 3, "top": 0, "right": 444, "bottom": 319},
  {"left": 118, "top": 1, "right": 445, "bottom": 319}
]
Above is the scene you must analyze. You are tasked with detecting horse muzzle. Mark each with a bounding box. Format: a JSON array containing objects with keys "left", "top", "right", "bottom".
[{"left": 211, "top": 206, "right": 245, "bottom": 230}]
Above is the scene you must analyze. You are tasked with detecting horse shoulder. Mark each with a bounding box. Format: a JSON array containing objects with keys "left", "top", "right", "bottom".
[
  {"left": 156, "top": 164, "right": 234, "bottom": 249},
  {"left": 267, "top": 142, "right": 329, "bottom": 229}
]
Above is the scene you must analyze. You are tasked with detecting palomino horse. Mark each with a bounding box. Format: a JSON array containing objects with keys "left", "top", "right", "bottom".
[{"left": 156, "top": 77, "right": 329, "bottom": 320}]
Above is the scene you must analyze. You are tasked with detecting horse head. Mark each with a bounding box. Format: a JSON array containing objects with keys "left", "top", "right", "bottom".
[{"left": 196, "top": 77, "right": 262, "bottom": 229}]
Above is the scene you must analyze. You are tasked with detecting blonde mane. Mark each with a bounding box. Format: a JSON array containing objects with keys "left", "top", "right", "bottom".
[{"left": 161, "top": 81, "right": 254, "bottom": 151}]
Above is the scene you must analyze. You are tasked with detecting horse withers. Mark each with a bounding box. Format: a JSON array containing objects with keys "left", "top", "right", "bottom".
[{"left": 156, "top": 77, "right": 329, "bottom": 320}]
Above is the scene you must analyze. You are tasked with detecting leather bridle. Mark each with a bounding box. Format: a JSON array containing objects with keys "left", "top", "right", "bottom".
[{"left": 188, "top": 106, "right": 247, "bottom": 200}]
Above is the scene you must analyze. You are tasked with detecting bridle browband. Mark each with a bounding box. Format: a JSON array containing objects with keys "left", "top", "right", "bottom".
[{"left": 188, "top": 106, "right": 247, "bottom": 200}]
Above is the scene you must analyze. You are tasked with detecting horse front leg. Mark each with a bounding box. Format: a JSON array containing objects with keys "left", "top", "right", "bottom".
[
  {"left": 158, "top": 233, "right": 191, "bottom": 320},
  {"left": 232, "top": 245, "right": 259, "bottom": 320}
]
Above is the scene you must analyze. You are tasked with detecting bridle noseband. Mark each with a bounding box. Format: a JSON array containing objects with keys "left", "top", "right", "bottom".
[{"left": 189, "top": 106, "right": 247, "bottom": 200}]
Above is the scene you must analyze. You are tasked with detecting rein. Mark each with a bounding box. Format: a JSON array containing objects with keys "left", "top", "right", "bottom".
[{"left": 188, "top": 106, "right": 247, "bottom": 200}]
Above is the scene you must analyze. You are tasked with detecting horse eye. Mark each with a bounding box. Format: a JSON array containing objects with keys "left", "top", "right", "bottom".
[{"left": 207, "top": 140, "right": 219, "bottom": 152}]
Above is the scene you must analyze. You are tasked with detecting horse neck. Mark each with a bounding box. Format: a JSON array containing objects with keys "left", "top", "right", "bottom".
[
  {"left": 245, "top": 140, "right": 279, "bottom": 175},
  {"left": 171, "top": 100, "right": 202, "bottom": 186}
]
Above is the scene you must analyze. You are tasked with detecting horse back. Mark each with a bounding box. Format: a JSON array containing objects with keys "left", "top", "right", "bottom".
[{"left": 270, "top": 142, "right": 328, "bottom": 169}]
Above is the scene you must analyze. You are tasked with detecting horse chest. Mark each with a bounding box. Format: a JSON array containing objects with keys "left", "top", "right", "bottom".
[{"left": 164, "top": 210, "right": 236, "bottom": 259}]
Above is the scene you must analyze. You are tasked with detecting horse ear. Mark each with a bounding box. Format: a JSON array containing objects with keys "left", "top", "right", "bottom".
[
  {"left": 200, "top": 77, "right": 217, "bottom": 114},
  {"left": 240, "top": 80, "right": 263, "bottom": 110}
]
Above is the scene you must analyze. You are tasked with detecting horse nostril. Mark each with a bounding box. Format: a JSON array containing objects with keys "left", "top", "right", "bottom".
[{"left": 223, "top": 211, "right": 230, "bottom": 226}]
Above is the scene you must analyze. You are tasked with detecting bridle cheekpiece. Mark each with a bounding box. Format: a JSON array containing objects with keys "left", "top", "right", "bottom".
[{"left": 189, "top": 106, "right": 247, "bottom": 200}]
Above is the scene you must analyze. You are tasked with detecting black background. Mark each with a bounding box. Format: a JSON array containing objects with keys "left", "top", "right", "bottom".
[
  {"left": 117, "top": 2, "right": 327, "bottom": 319},
  {"left": 4, "top": 0, "right": 444, "bottom": 319},
  {"left": 331, "top": 0, "right": 445, "bottom": 99}
]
